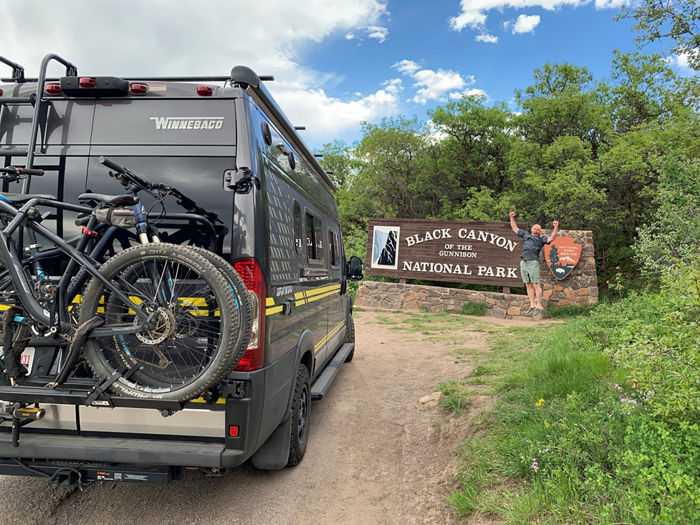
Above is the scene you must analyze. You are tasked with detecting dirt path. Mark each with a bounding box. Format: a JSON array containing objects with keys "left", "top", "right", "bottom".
[{"left": 0, "top": 309, "right": 549, "bottom": 524}]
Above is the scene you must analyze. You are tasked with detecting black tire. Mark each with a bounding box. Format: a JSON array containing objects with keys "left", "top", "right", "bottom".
[
  {"left": 183, "top": 245, "right": 253, "bottom": 363},
  {"left": 287, "top": 363, "right": 310, "bottom": 467},
  {"left": 79, "top": 243, "right": 241, "bottom": 401},
  {"left": 344, "top": 315, "right": 355, "bottom": 363}
]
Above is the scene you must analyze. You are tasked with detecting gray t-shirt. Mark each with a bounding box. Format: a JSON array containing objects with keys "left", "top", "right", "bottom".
[{"left": 518, "top": 229, "right": 550, "bottom": 260}]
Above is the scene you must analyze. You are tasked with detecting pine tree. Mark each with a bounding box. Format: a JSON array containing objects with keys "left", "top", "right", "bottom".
[{"left": 549, "top": 245, "right": 560, "bottom": 265}]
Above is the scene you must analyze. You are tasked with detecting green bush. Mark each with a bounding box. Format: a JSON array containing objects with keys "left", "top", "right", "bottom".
[
  {"left": 461, "top": 301, "right": 486, "bottom": 316},
  {"left": 450, "top": 260, "right": 700, "bottom": 523}
]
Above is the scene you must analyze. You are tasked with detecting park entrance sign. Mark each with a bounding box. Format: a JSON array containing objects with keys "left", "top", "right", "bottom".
[{"left": 366, "top": 218, "right": 524, "bottom": 287}]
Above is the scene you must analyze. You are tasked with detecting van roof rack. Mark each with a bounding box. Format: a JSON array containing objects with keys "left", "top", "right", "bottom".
[
  {"left": 230, "top": 65, "right": 334, "bottom": 190},
  {"left": 1, "top": 55, "right": 332, "bottom": 192}
]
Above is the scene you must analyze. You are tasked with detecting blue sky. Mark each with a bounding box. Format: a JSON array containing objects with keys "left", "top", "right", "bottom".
[{"left": 1, "top": 0, "right": 693, "bottom": 150}]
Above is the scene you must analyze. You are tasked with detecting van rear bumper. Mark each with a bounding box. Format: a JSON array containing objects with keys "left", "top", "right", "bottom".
[{"left": 0, "top": 433, "right": 245, "bottom": 468}]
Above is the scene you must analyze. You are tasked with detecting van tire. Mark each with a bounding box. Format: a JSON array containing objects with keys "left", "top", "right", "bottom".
[
  {"left": 344, "top": 316, "right": 355, "bottom": 362},
  {"left": 287, "top": 363, "right": 310, "bottom": 467}
]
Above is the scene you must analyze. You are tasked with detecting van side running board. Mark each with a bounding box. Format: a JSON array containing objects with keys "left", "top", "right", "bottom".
[{"left": 310, "top": 343, "right": 354, "bottom": 401}]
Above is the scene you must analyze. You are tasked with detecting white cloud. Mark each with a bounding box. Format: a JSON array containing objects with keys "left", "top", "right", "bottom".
[
  {"left": 345, "top": 25, "right": 390, "bottom": 43},
  {"left": 272, "top": 82, "right": 401, "bottom": 143},
  {"left": 475, "top": 34, "right": 499, "bottom": 43},
  {"left": 366, "top": 26, "right": 389, "bottom": 42},
  {"left": 393, "top": 60, "right": 482, "bottom": 105},
  {"left": 411, "top": 69, "right": 472, "bottom": 104},
  {"left": 449, "top": 0, "right": 615, "bottom": 32},
  {"left": 666, "top": 51, "right": 697, "bottom": 72},
  {"left": 512, "top": 14, "right": 541, "bottom": 33},
  {"left": 594, "top": 0, "right": 626, "bottom": 7},
  {"left": 0, "top": 0, "right": 390, "bottom": 146},
  {"left": 450, "top": 88, "right": 489, "bottom": 99},
  {"left": 392, "top": 59, "right": 421, "bottom": 75}
]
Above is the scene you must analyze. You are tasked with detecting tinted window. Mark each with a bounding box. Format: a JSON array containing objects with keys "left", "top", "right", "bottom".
[
  {"left": 305, "top": 211, "right": 323, "bottom": 261},
  {"left": 329, "top": 230, "right": 339, "bottom": 267},
  {"left": 293, "top": 201, "right": 302, "bottom": 254}
]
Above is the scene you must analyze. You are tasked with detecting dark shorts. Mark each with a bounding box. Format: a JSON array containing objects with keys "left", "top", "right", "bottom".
[{"left": 520, "top": 260, "right": 540, "bottom": 284}]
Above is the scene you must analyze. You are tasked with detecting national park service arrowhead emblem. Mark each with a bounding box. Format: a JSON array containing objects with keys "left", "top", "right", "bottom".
[{"left": 544, "top": 237, "right": 582, "bottom": 280}]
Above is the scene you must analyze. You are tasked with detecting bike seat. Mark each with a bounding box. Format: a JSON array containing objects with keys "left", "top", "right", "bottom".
[
  {"left": 0, "top": 192, "right": 56, "bottom": 204},
  {"left": 78, "top": 193, "right": 138, "bottom": 206}
]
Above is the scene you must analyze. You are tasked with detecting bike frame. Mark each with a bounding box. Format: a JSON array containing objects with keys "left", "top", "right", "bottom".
[{"left": 0, "top": 196, "right": 153, "bottom": 337}]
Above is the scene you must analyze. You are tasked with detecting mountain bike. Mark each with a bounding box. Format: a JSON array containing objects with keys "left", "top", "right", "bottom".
[{"left": 0, "top": 164, "right": 250, "bottom": 402}]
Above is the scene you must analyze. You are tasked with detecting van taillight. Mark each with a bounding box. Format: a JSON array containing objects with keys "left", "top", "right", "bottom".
[
  {"left": 233, "top": 258, "right": 266, "bottom": 371},
  {"left": 45, "top": 83, "right": 62, "bottom": 95},
  {"left": 197, "top": 85, "right": 213, "bottom": 97},
  {"left": 0, "top": 88, "right": 3, "bottom": 96}
]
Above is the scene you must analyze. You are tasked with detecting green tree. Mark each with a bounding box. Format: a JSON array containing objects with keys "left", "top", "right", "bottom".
[
  {"left": 618, "top": 0, "right": 699, "bottom": 70},
  {"left": 514, "top": 63, "right": 612, "bottom": 158},
  {"left": 634, "top": 159, "right": 700, "bottom": 274},
  {"left": 353, "top": 118, "right": 432, "bottom": 220},
  {"left": 429, "top": 94, "right": 514, "bottom": 201},
  {"left": 319, "top": 139, "right": 357, "bottom": 189},
  {"left": 606, "top": 51, "right": 688, "bottom": 132}
]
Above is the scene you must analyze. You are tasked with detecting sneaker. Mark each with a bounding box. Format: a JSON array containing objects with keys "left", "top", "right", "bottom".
[
  {"left": 526, "top": 307, "right": 536, "bottom": 315},
  {"left": 532, "top": 308, "right": 542, "bottom": 316}
]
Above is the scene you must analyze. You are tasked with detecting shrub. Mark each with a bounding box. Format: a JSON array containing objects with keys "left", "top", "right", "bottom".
[
  {"left": 449, "top": 260, "right": 700, "bottom": 523},
  {"left": 461, "top": 301, "right": 486, "bottom": 316}
]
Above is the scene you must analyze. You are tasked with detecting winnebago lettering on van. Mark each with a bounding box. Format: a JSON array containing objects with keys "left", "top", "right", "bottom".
[
  {"left": 367, "top": 218, "right": 524, "bottom": 287},
  {"left": 150, "top": 116, "right": 225, "bottom": 130}
]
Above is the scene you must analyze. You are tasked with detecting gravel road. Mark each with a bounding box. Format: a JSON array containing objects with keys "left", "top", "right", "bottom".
[{"left": 0, "top": 309, "right": 502, "bottom": 525}]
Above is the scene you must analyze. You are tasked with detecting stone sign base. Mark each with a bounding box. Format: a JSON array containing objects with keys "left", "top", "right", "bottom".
[
  {"left": 355, "top": 229, "right": 598, "bottom": 320},
  {"left": 355, "top": 281, "right": 541, "bottom": 319}
]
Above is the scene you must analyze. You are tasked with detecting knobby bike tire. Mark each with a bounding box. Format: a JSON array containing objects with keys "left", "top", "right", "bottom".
[
  {"left": 79, "top": 243, "right": 241, "bottom": 401},
  {"left": 184, "top": 245, "right": 253, "bottom": 363}
]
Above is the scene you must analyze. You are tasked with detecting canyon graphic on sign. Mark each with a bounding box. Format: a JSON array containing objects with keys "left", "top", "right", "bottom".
[
  {"left": 544, "top": 237, "right": 582, "bottom": 280},
  {"left": 371, "top": 225, "right": 400, "bottom": 270}
]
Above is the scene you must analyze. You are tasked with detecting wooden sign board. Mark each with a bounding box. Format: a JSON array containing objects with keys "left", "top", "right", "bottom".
[{"left": 366, "top": 218, "right": 525, "bottom": 287}]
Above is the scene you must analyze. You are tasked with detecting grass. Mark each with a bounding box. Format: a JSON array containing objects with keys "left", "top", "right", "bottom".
[
  {"left": 437, "top": 380, "right": 472, "bottom": 414},
  {"left": 543, "top": 303, "right": 596, "bottom": 319},
  {"left": 443, "top": 262, "right": 700, "bottom": 524}
]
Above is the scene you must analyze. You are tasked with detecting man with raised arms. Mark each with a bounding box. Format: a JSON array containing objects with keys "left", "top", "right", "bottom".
[{"left": 509, "top": 211, "right": 559, "bottom": 316}]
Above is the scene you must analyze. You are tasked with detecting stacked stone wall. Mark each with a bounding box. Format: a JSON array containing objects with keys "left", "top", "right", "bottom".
[
  {"left": 540, "top": 230, "right": 598, "bottom": 307},
  {"left": 354, "top": 230, "right": 598, "bottom": 319}
]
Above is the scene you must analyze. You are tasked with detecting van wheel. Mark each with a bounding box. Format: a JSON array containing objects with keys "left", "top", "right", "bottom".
[
  {"left": 287, "top": 363, "right": 310, "bottom": 467},
  {"left": 344, "top": 316, "right": 355, "bottom": 362}
]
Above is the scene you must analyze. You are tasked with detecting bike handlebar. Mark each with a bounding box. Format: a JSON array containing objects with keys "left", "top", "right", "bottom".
[
  {"left": 97, "top": 155, "right": 124, "bottom": 173},
  {"left": 98, "top": 156, "right": 221, "bottom": 225},
  {"left": 0, "top": 166, "right": 44, "bottom": 177}
]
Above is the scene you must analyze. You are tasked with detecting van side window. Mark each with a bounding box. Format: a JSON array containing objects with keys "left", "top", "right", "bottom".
[
  {"left": 305, "top": 211, "right": 324, "bottom": 261},
  {"left": 293, "top": 201, "right": 302, "bottom": 254},
  {"left": 329, "top": 230, "right": 340, "bottom": 267}
]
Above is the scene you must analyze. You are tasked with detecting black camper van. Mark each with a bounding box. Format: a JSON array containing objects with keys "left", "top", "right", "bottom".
[{"left": 0, "top": 54, "right": 362, "bottom": 483}]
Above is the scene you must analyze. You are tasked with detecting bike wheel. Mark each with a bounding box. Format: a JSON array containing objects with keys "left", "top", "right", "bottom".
[
  {"left": 79, "top": 243, "right": 242, "bottom": 401},
  {"left": 184, "top": 245, "right": 253, "bottom": 363}
]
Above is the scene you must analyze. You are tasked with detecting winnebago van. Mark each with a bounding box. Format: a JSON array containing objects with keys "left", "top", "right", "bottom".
[{"left": 0, "top": 54, "right": 362, "bottom": 483}]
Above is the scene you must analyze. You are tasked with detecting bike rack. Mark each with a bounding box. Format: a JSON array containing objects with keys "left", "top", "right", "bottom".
[{"left": 0, "top": 56, "right": 235, "bottom": 410}]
